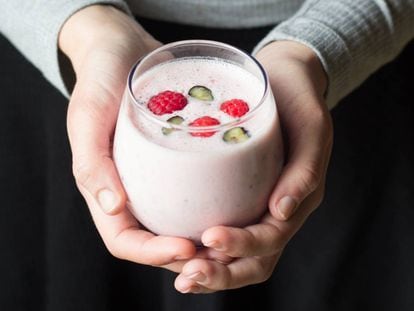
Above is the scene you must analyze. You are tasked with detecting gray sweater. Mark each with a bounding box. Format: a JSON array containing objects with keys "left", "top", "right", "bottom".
[{"left": 1, "top": 0, "right": 413, "bottom": 109}]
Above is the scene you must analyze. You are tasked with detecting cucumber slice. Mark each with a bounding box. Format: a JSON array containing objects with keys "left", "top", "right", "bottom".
[
  {"left": 223, "top": 127, "right": 250, "bottom": 143},
  {"left": 188, "top": 85, "right": 214, "bottom": 101},
  {"left": 162, "top": 116, "right": 184, "bottom": 135}
]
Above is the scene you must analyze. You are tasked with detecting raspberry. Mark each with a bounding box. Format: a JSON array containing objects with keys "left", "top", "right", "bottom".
[
  {"left": 147, "top": 91, "right": 188, "bottom": 115},
  {"left": 220, "top": 99, "right": 249, "bottom": 118},
  {"left": 189, "top": 116, "right": 220, "bottom": 137}
]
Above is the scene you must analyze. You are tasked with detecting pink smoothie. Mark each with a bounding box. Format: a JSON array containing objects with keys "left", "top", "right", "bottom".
[{"left": 113, "top": 58, "right": 283, "bottom": 242}]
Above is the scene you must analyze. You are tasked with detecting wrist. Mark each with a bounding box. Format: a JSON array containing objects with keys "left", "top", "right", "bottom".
[
  {"left": 256, "top": 40, "right": 328, "bottom": 98},
  {"left": 59, "top": 5, "right": 156, "bottom": 73},
  {"left": 60, "top": 5, "right": 120, "bottom": 63}
]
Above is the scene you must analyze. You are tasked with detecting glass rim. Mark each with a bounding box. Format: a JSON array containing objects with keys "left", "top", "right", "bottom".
[{"left": 127, "top": 39, "right": 270, "bottom": 133}]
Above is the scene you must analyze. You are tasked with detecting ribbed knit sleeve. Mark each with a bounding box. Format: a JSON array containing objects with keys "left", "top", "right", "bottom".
[
  {"left": 253, "top": 0, "right": 414, "bottom": 109},
  {"left": 0, "top": 1, "right": 131, "bottom": 98}
]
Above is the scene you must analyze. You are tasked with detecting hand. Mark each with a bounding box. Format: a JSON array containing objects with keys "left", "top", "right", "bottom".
[
  {"left": 60, "top": 5, "right": 197, "bottom": 267},
  {"left": 174, "top": 41, "right": 333, "bottom": 293}
]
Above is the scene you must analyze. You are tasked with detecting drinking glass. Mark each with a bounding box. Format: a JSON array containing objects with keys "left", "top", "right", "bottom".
[{"left": 113, "top": 40, "right": 284, "bottom": 242}]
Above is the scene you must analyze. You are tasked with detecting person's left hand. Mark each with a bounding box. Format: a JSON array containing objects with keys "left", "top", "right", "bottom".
[{"left": 173, "top": 41, "right": 333, "bottom": 293}]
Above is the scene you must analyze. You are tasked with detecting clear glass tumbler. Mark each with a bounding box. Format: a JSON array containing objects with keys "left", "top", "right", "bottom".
[{"left": 113, "top": 40, "right": 284, "bottom": 243}]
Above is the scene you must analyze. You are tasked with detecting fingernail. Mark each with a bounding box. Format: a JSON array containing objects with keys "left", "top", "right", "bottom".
[
  {"left": 277, "top": 196, "right": 297, "bottom": 220},
  {"left": 97, "top": 189, "right": 117, "bottom": 213},
  {"left": 186, "top": 271, "right": 206, "bottom": 283},
  {"left": 204, "top": 240, "right": 224, "bottom": 251}
]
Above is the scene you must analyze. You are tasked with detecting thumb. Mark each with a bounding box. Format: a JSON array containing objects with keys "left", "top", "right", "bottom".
[
  {"left": 269, "top": 98, "right": 333, "bottom": 221},
  {"left": 67, "top": 81, "right": 126, "bottom": 215}
]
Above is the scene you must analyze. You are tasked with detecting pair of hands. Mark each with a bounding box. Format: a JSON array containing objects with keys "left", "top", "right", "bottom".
[{"left": 60, "top": 5, "right": 333, "bottom": 294}]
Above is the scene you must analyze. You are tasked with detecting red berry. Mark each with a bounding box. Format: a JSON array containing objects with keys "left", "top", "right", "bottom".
[
  {"left": 220, "top": 99, "right": 249, "bottom": 118},
  {"left": 189, "top": 116, "right": 220, "bottom": 137},
  {"left": 147, "top": 91, "right": 188, "bottom": 115}
]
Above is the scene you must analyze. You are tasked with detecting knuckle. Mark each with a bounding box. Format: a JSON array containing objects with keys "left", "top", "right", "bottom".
[
  {"left": 310, "top": 103, "right": 326, "bottom": 123},
  {"left": 309, "top": 104, "right": 334, "bottom": 145},
  {"left": 313, "top": 187, "right": 326, "bottom": 210},
  {"left": 268, "top": 228, "right": 286, "bottom": 253},
  {"left": 322, "top": 118, "right": 334, "bottom": 149},
  {"left": 202, "top": 261, "right": 231, "bottom": 289},
  {"left": 256, "top": 224, "right": 284, "bottom": 255},
  {"left": 201, "top": 265, "right": 217, "bottom": 286},
  {"left": 72, "top": 159, "right": 95, "bottom": 189},
  {"left": 220, "top": 271, "right": 232, "bottom": 289},
  {"left": 258, "top": 272, "right": 272, "bottom": 284},
  {"left": 255, "top": 261, "right": 274, "bottom": 284},
  {"left": 324, "top": 115, "right": 334, "bottom": 143},
  {"left": 230, "top": 231, "right": 257, "bottom": 258},
  {"left": 145, "top": 255, "right": 170, "bottom": 267},
  {"left": 308, "top": 99, "right": 327, "bottom": 120},
  {"left": 315, "top": 192, "right": 325, "bottom": 208},
  {"left": 105, "top": 242, "right": 124, "bottom": 260},
  {"left": 235, "top": 243, "right": 254, "bottom": 258},
  {"left": 299, "top": 165, "right": 321, "bottom": 194},
  {"left": 139, "top": 238, "right": 175, "bottom": 267}
]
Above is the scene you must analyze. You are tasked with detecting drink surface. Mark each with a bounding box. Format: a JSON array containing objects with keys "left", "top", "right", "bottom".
[
  {"left": 113, "top": 57, "right": 283, "bottom": 242},
  {"left": 131, "top": 57, "right": 267, "bottom": 151}
]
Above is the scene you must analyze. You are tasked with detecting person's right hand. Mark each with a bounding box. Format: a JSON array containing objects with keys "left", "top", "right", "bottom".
[{"left": 59, "top": 5, "right": 199, "bottom": 267}]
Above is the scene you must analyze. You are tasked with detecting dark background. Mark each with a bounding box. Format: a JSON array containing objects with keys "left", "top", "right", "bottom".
[{"left": 0, "top": 19, "right": 413, "bottom": 311}]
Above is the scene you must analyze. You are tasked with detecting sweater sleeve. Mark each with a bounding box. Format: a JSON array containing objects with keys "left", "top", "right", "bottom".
[
  {"left": 253, "top": 0, "right": 414, "bottom": 110},
  {"left": 0, "top": 1, "right": 131, "bottom": 98}
]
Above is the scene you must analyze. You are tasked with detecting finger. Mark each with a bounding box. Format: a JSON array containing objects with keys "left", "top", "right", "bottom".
[
  {"left": 161, "top": 261, "right": 187, "bottom": 274},
  {"left": 269, "top": 99, "right": 333, "bottom": 221},
  {"left": 195, "top": 247, "right": 234, "bottom": 264},
  {"left": 176, "top": 253, "right": 281, "bottom": 293},
  {"left": 202, "top": 186, "right": 325, "bottom": 259},
  {"left": 161, "top": 248, "right": 233, "bottom": 273},
  {"left": 176, "top": 190, "right": 324, "bottom": 293},
  {"left": 111, "top": 230, "right": 195, "bottom": 266},
  {"left": 265, "top": 185, "right": 326, "bottom": 246},
  {"left": 201, "top": 223, "right": 282, "bottom": 258},
  {"left": 67, "top": 81, "right": 126, "bottom": 215},
  {"left": 80, "top": 183, "right": 197, "bottom": 266}
]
